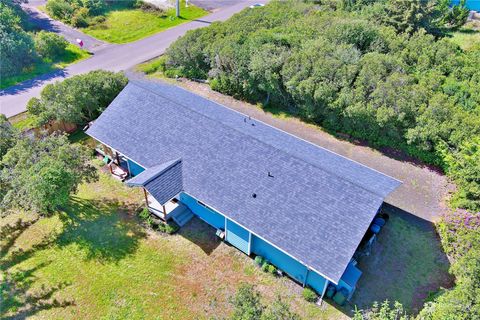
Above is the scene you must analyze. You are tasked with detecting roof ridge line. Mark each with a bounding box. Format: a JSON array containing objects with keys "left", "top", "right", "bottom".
[
  {"left": 129, "top": 81, "right": 398, "bottom": 198},
  {"left": 128, "top": 158, "right": 181, "bottom": 186}
]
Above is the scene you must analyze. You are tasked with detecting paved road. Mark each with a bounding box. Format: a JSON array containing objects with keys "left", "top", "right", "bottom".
[{"left": 0, "top": 0, "right": 264, "bottom": 117}]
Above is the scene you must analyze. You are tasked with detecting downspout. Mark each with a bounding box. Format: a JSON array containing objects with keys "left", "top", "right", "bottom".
[
  {"left": 320, "top": 280, "right": 329, "bottom": 299},
  {"left": 303, "top": 268, "right": 310, "bottom": 287}
]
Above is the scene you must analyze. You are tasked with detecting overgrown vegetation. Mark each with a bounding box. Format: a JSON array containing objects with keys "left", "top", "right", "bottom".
[
  {"left": 137, "top": 207, "right": 180, "bottom": 234},
  {"left": 231, "top": 284, "right": 300, "bottom": 320},
  {"left": 0, "top": 0, "right": 35, "bottom": 79},
  {"left": 26, "top": 70, "right": 128, "bottom": 126},
  {"left": 162, "top": 0, "right": 479, "bottom": 211},
  {"left": 0, "top": 129, "right": 97, "bottom": 214},
  {"left": 0, "top": 0, "right": 89, "bottom": 89},
  {"left": 418, "top": 211, "right": 480, "bottom": 319},
  {"left": 354, "top": 300, "right": 410, "bottom": 320}
]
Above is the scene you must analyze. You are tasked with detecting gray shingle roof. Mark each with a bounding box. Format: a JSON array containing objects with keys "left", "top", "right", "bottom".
[
  {"left": 126, "top": 159, "right": 183, "bottom": 205},
  {"left": 87, "top": 80, "right": 401, "bottom": 283}
]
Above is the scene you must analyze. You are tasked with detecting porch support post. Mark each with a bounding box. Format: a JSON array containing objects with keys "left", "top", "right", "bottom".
[
  {"left": 143, "top": 188, "right": 149, "bottom": 208},
  {"left": 126, "top": 159, "right": 131, "bottom": 177},
  {"left": 115, "top": 151, "right": 120, "bottom": 165},
  {"left": 162, "top": 205, "right": 167, "bottom": 221}
]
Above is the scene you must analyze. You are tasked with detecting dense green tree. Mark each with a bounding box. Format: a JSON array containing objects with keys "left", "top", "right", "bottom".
[
  {"left": 0, "top": 114, "right": 18, "bottom": 160},
  {"left": 34, "top": 31, "right": 69, "bottom": 61},
  {"left": 0, "top": 2, "right": 35, "bottom": 77},
  {"left": 0, "top": 134, "right": 97, "bottom": 214},
  {"left": 444, "top": 137, "right": 480, "bottom": 210},
  {"left": 382, "top": 0, "right": 435, "bottom": 35},
  {"left": 27, "top": 70, "right": 128, "bottom": 125}
]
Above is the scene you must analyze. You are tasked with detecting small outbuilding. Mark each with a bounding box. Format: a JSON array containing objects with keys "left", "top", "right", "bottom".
[{"left": 86, "top": 80, "right": 401, "bottom": 299}]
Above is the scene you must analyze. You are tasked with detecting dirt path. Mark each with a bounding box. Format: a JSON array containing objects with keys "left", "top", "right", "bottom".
[{"left": 161, "top": 77, "right": 454, "bottom": 222}]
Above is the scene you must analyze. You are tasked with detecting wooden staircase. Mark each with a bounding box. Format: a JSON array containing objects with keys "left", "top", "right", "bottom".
[{"left": 170, "top": 203, "right": 194, "bottom": 227}]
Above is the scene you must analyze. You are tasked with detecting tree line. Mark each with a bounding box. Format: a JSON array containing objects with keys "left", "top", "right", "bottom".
[
  {"left": 163, "top": 0, "right": 479, "bottom": 212},
  {"left": 1, "top": 0, "right": 75, "bottom": 82},
  {"left": 0, "top": 70, "right": 127, "bottom": 215}
]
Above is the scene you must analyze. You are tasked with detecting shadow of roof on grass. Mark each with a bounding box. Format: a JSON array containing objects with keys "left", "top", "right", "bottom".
[
  {"left": 177, "top": 216, "right": 221, "bottom": 255},
  {"left": 344, "top": 203, "right": 454, "bottom": 316}
]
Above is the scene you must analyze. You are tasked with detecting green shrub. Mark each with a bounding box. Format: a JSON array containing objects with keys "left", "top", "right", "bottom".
[
  {"left": 145, "top": 215, "right": 155, "bottom": 228},
  {"left": 46, "top": 0, "right": 75, "bottom": 22},
  {"left": 34, "top": 31, "right": 68, "bottom": 60},
  {"left": 139, "top": 207, "right": 150, "bottom": 220},
  {"left": 267, "top": 264, "right": 277, "bottom": 275},
  {"left": 46, "top": 0, "right": 105, "bottom": 26},
  {"left": 302, "top": 287, "right": 317, "bottom": 303},
  {"left": 254, "top": 255, "right": 264, "bottom": 266},
  {"left": 261, "top": 261, "right": 269, "bottom": 272},
  {"left": 91, "top": 157, "right": 105, "bottom": 168},
  {"left": 158, "top": 221, "right": 179, "bottom": 234},
  {"left": 354, "top": 300, "right": 410, "bottom": 320},
  {"left": 71, "top": 7, "right": 90, "bottom": 28},
  {"left": 90, "top": 15, "right": 106, "bottom": 24}
]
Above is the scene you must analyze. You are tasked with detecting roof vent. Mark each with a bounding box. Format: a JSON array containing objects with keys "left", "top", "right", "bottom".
[
  {"left": 268, "top": 171, "right": 274, "bottom": 178},
  {"left": 252, "top": 193, "right": 257, "bottom": 198}
]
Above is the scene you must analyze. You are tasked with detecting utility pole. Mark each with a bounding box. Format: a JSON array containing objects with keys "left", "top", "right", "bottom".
[{"left": 176, "top": 0, "right": 180, "bottom": 17}]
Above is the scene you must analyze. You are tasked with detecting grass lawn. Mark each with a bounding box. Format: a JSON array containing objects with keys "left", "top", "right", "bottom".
[
  {"left": 0, "top": 137, "right": 344, "bottom": 319},
  {"left": 81, "top": 1, "right": 207, "bottom": 44},
  {"left": 0, "top": 44, "right": 90, "bottom": 89},
  {"left": 9, "top": 112, "right": 38, "bottom": 131}
]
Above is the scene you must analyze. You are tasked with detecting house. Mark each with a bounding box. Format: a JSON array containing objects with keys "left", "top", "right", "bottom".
[{"left": 86, "top": 80, "right": 401, "bottom": 299}]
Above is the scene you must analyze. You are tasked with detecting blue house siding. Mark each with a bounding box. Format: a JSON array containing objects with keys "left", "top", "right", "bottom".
[
  {"left": 179, "top": 192, "right": 329, "bottom": 295},
  {"left": 306, "top": 270, "right": 328, "bottom": 294},
  {"left": 251, "top": 235, "right": 309, "bottom": 284},
  {"left": 180, "top": 193, "right": 225, "bottom": 230},
  {"left": 226, "top": 219, "right": 250, "bottom": 254},
  {"left": 128, "top": 159, "right": 145, "bottom": 177}
]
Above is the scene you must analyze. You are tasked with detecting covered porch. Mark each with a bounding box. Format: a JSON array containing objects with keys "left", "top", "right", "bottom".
[
  {"left": 142, "top": 190, "right": 193, "bottom": 226},
  {"left": 127, "top": 158, "right": 193, "bottom": 227}
]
